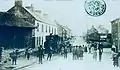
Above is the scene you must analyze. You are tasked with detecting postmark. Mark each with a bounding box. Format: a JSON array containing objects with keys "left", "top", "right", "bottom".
[{"left": 84, "top": 0, "right": 106, "bottom": 17}]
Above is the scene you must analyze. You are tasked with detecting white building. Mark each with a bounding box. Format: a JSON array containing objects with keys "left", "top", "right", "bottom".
[{"left": 34, "top": 14, "right": 57, "bottom": 47}]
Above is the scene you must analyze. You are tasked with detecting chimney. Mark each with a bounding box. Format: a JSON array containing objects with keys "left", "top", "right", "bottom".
[
  {"left": 35, "top": 10, "right": 42, "bottom": 14},
  {"left": 25, "top": 4, "right": 34, "bottom": 12},
  {"left": 15, "top": 0, "right": 23, "bottom": 6},
  {"left": 31, "top": 4, "right": 34, "bottom": 11}
]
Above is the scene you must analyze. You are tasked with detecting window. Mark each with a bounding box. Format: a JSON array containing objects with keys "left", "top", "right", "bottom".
[
  {"left": 46, "top": 25, "right": 48, "bottom": 33},
  {"left": 39, "top": 37, "right": 41, "bottom": 45},
  {"left": 42, "top": 24, "right": 44, "bottom": 32},
  {"left": 52, "top": 28, "right": 53, "bottom": 34},
  {"left": 37, "top": 23, "right": 39, "bottom": 32},
  {"left": 49, "top": 26, "right": 51, "bottom": 33},
  {"left": 37, "top": 37, "right": 39, "bottom": 45},
  {"left": 54, "top": 28, "right": 56, "bottom": 34},
  {"left": 42, "top": 36, "right": 43, "bottom": 45}
]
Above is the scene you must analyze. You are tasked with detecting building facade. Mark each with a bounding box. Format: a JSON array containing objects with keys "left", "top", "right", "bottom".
[
  {"left": 111, "top": 18, "right": 120, "bottom": 52},
  {"left": 55, "top": 20, "right": 72, "bottom": 41},
  {"left": 54, "top": 21, "right": 64, "bottom": 38},
  {"left": 7, "top": 0, "right": 57, "bottom": 48},
  {"left": 0, "top": 12, "right": 35, "bottom": 49}
]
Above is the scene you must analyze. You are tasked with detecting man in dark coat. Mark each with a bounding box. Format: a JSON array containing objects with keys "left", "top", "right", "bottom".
[
  {"left": 11, "top": 49, "right": 17, "bottom": 65},
  {"left": 47, "top": 46, "right": 52, "bottom": 61},
  {"left": 37, "top": 45, "right": 43, "bottom": 64}
]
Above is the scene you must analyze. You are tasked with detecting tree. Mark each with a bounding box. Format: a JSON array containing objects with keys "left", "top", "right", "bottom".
[{"left": 85, "top": 25, "right": 99, "bottom": 43}]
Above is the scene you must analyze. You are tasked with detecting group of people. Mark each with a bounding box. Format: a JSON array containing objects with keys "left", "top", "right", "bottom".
[
  {"left": 9, "top": 45, "right": 53, "bottom": 65},
  {"left": 72, "top": 45, "right": 86, "bottom": 60},
  {"left": 71, "top": 42, "right": 103, "bottom": 62}
]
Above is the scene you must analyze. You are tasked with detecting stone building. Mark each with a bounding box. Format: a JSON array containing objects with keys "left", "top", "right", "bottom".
[
  {"left": 111, "top": 18, "right": 120, "bottom": 52},
  {"left": 0, "top": 12, "right": 36, "bottom": 49},
  {"left": 7, "top": 0, "right": 57, "bottom": 48},
  {"left": 62, "top": 25, "right": 72, "bottom": 39}
]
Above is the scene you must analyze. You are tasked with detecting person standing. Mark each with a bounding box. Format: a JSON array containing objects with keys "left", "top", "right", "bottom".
[
  {"left": 25, "top": 48, "right": 28, "bottom": 59},
  {"left": 64, "top": 47, "right": 68, "bottom": 59},
  {"left": 79, "top": 46, "right": 84, "bottom": 60},
  {"left": 72, "top": 46, "right": 76, "bottom": 60},
  {"left": 111, "top": 44, "right": 116, "bottom": 58},
  {"left": 11, "top": 49, "right": 17, "bottom": 65},
  {"left": 111, "top": 44, "right": 116, "bottom": 52},
  {"left": 42, "top": 47, "right": 45, "bottom": 59},
  {"left": 84, "top": 45, "right": 88, "bottom": 53},
  {"left": 112, "top": 52, "right": 118, "bottom": 67},
  {"left": 88, "top": 44, "right": 91, "bottom": 54},
  {"left": 98, "top": 49, "right": 102, "bottom": 62},
  {"left": 27, "top": 48, "right": 31, "bottom": 60},
  {"left": 93, "top": 46, "right": 97, "bottom": 60},
  {"left": 76, "top": 46, "right": 80, "bottom": 60},
  {"left": 37, "top": 45, "right": 43, "bottom": 64},
  {"left": 47, "top": 46, "right": 52, "bottom": 61},
  {"left": 61, "top": 47, "right": 64, "bottom": 56}
]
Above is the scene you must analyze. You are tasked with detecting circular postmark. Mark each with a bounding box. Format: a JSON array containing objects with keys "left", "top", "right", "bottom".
[{"left": 84, "top": 0, "right": 106, "bottom": 17}]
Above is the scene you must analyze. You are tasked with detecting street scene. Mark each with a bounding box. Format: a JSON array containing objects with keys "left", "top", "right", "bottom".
[{"left": 0, "top": 0, "right": 120, "bottom": 70}]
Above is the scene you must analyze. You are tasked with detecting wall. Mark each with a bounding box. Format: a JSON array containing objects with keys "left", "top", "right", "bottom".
[
  {"left": 0, "top": 26, "right": 33, "bottom": 49},
  {"left": 34, "top": 20, "right": 57, "bottom": 47}
]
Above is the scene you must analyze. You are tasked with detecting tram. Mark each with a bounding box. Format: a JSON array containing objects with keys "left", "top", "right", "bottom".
[{"left": 44, "top": 34, "right": 62, "bottom": 53}]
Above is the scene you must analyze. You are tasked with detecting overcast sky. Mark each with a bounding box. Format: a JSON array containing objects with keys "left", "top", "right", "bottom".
[{"left": 0, "top": 0, "right": 120, "bottom": 36}]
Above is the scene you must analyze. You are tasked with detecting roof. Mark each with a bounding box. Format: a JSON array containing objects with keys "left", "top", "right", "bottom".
[
  {"left": 0, "top": 12, "right": 36, "bottom": 28},
  {"left": 7, "top": 5, "right": 57, "bottom": 26},
  {"left": 24, "top": 7, "right": 57, "bottom": 26},
  {"left": 111, "top": 18, "right": 120, "bottom": 23}
]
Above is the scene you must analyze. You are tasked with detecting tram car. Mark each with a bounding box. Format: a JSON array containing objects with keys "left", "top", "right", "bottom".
[{"left": 44, "top": 35, "right": 62, "bottom": 53}]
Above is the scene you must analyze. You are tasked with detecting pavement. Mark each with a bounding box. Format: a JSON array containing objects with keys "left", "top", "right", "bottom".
[{"left": 1, "top": 54, "right": 60, "bottom": 70}]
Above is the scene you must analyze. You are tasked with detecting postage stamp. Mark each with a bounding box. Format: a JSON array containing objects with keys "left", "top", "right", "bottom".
[{"left": 84, "top": 0, "right": 106, "bottom": 17}]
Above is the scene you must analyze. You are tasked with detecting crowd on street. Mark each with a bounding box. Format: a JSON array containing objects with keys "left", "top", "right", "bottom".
[{"left": 0, "top": 41, "right": 120, "bottom": 69}]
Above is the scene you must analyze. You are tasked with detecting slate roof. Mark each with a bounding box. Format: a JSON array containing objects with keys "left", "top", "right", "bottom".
[
  {"left": 0, "top": 12, "right": 36, "bottom": 28},
  {"left": 7, "top": 5, "right": 57, "bottom": 26},
  {"left": 24, "top": 7, "right": 56, "bottom": 26}
]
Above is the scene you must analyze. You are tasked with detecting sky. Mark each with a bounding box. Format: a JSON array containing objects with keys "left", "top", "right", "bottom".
[{"left": 0, "top": 0, "right": 120, "bottom": 36}]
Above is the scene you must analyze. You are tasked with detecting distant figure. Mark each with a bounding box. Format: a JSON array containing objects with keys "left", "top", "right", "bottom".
[
  {"left": 47, "top": 46, "right": 52, "bottom": 61},
  {"left": 72, "top": 46, "right": 77, "bottom": 60},
  {"left": 64, "top": 47, "right": 68, "bottom": 59},
  {"left": 84, "top": 45, "right": 88, "bottom": 53},
  {"left": 79, "top": 46, "right": 84, "bottom": 60},
  {"left": 112, "top": 52, "right": 118, "bottom": 67},
  {"left": 98, "top": 49, "right": 102, "bottom": 62},
  {"left": 93, "top": 47, "right": 97, "bottom": 60},
  {"left": 111, "top": 44, "right": 116, "bottom": 59},
  {"left": 11, "top": 50, "right": 17, "bottom": 65},
  {"left": 111, "top": 44, "right": 116, "bottom": 53},
  {"left": 25, "top": 48, "right": 28, "bottom": 58},
  {"left": 61, "top": 47, "right": 64, "bottom": 56},
  {"left": 76, "top": 46, "right": 79, "bottom": 59},
  {"left": 37, "top": 45, "right": 43, "bottom": 64},
  {"left": 88, "top": 44, "right": 91, "bottom": 53},
  {"left": 42, "top": 47, "right": 45, "bottom": 59},
  {"left": 27, "top": 48, "right": 31, "bottom": 60}
]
